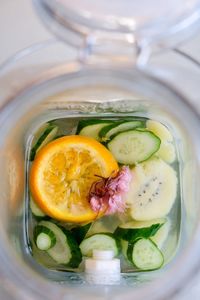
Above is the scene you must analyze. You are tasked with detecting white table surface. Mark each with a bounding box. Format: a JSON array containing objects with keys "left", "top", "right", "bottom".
[
  {"left": 0, "top": 1, "right": 200, "bottom": 300},
  {"left": 0, "top": 0, "right": 52, "bottom": 64}
]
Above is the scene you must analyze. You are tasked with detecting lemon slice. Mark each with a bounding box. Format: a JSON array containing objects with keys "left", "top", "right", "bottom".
[{"left": 30, "top": 135, "right": 118, "bottom": 223}]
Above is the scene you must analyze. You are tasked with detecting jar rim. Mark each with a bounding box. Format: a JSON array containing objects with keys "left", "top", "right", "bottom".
[{"left": 34, "top": 0, "right": 200, "bottom": 51}]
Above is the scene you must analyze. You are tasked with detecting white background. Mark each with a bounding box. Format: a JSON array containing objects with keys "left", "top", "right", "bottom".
[
  {"left": 1, "top": 0, "right": 200, "bottom": 65},
  {"left": 0, "top": 0, "right": 52, "bottom": 64}
]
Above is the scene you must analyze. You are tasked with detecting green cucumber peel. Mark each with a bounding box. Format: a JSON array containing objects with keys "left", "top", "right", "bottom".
[
  {"left": 99, "top": 121, "right": 127, "bottom": 138},
  {"left": 38, "top": 221, "right": 82, "bottom": 268},
  {"left": 71, "top": 223, "right": 92, "bottom": 244},
  {"left": 30, "top": 124, "right": 58, "bottom": 161},
  {"left": 114, "top": 223, "right": 163, "bottom": 243},
  {"left": 34, "top": 225, "right": 56, "bottom": 250},
  {"left": 59, "top": 226, "right": 83, "bottom": 268},
  {"left": 127, "top": 238, "right": 164, "bottom": 271},
  {"left": 99, "top": 120, "right": 145, "bottom": 141},
  {"left": 76, "top": 119, "right": 114, "bottom": 134}
]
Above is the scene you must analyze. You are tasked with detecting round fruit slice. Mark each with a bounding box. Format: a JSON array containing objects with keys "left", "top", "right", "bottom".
[
  {"left": 157, "top": 142, "right": 176, "bottom": 164},
  {"left": 124, "top": 157, "right": 177, "bottom": 220},
  {"left": 146, "top": 120, "right": 176, "bottom": 163},
  {"left": 146, "top": 120, "right": 173, "bottom": 142},
  {"left": 30, "top": 135, "right": 118, "bottom": 223}
]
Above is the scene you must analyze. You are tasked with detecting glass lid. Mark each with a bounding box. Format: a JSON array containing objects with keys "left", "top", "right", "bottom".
[{"left": 34, "top": 0, "right": 200, "bottom": 50}]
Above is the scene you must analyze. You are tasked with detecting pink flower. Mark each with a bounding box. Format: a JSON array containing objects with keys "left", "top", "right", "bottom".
[
  {"left": 106, "top": 194, "right": 125, "bottom": 215},
  {"left": 89, "top": 166, "right": 132, "bottom": 215}
]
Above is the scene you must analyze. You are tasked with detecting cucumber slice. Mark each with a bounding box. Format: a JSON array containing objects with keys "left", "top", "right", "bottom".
[
  {"left": 76, "top": 119, "right": 113, "bottom": 141},
  {"left": 85, "top": 216, "right": 120, "bottom": 237},
  {"left": 30, "top": 124, "right": 58, "bottom": 160},
  {"left": 151, "top": 219, "right": 171, "bottom": 249},
  {"left": 107, "top": 130, "right": 161, "bottom": 164},
  {"left": 114, "top": 219, "right": 165, "bottom": 243},
  {"left": 31, "top": 122, "right": 49, "bottom": 146},
  {"left": 99, "top": 120, "right": 143, "bottom": 141},
  {"left": 71, "top": 223, "right": 92, "bottom": 244},
  {"left": 39, "top": 221, "right": 82, "bottom": 267},
  {"left": 127, "top": 238, "right": 164, "bottom": 270},
  {"left": 30, "top": 196, "right": 46, "bottom": 218},
  {"left": 80, "top": 233, "right": 120, "bottom": 257},
  {"left": 86, "top": 220, "right": 109, "bottom": 237},
  {"left": 121, "top": 240, "right": 129, "bottom": 259},
  {"left": 76, "top": 119, "right": 113, "bottom": 133},
  {"left": 34, "top": 225, "right": 56, "bottom": 250}
]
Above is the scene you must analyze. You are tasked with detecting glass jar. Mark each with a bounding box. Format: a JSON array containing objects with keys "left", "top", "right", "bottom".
[{"left": 0, "top": 1, "right": 200, "bottom": 299}]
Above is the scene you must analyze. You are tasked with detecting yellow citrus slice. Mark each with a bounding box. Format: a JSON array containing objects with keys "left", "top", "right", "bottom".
[{"left": 29, "top": 135, "right": 118, "bottom": 223}]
